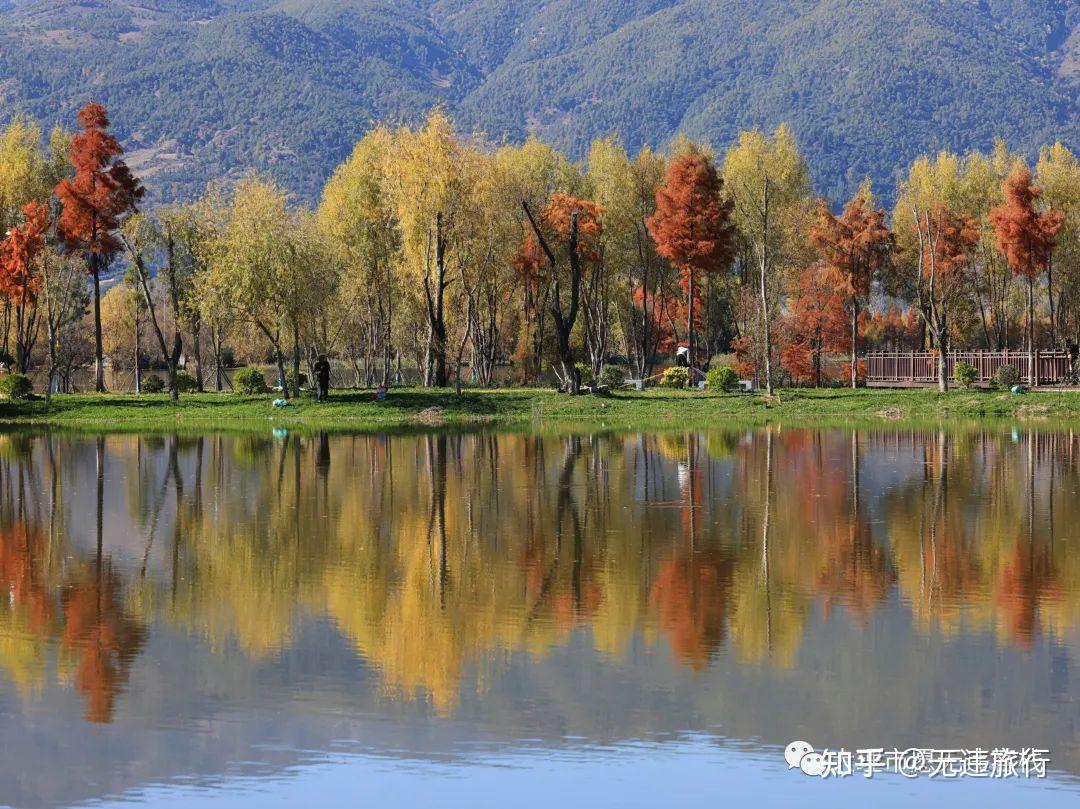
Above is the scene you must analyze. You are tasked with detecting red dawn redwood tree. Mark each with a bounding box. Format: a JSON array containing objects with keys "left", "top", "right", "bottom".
[
  {"left": 647, "top": 145, "right": 735, "bottom": 381},
  {"left": 54, "top": 102, "right": 144, "bottom": 392},
  {"left": 781, "top": 264, "right": 849, "bottom": 387},
  {"left": 990, "top": 167, "right": 1063, "bottom": 381},
  {"left": 809, "top": 188, "right": 892, "bottom": 388},
  {"left": 0, "top": 200, "right": 49, "bottom": 371}
]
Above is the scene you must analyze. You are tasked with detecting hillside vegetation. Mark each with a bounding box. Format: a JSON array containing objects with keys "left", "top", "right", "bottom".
[{"left": 0, "top": 0, "right": 1077, "bottom": 202}]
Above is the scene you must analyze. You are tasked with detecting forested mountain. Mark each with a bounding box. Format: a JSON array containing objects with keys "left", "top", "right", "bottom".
[{"left": 1, "top": 0, "right": 1078, "bottom": 202}]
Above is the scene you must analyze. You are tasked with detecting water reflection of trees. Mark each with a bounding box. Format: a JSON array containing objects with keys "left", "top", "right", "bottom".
[{"left": 0, "top": 427, "right": 1078, "bottom": 721}]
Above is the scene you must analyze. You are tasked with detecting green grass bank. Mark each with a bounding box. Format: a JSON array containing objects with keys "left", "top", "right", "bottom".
[{"left": 2, "top": 386, "right": 1080, "bottom": 435}]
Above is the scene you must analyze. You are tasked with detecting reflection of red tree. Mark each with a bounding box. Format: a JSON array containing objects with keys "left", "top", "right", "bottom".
[
  {"left": 650, "top": 550, "right": 733, "bottom": 670},
  {"left": 814, "top": 522, "right": 895, "bottom": 621},
  {"left": 518, "top": 542, "right": 602, "bottom": 628},
  {"left": 995, "top": 540, "right": 1059, "bottom": 649},
  {"left": 60, "top": 567, "right": 145, "bottom": 723},
  {"left": 0, "top": 521, "right": 55, "bottom": 632}
]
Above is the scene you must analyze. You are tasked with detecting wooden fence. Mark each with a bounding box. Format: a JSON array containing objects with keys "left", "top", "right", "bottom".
[{"left": 866, "top": 350, "right": 1075, "bottom": 387}]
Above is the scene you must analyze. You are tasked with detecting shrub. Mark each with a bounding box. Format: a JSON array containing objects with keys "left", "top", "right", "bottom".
[
  {"left": 992, "top": 364, "right": 1019, "bottom": 390},
  {"left": 706, "top": 366, "right": 739, "bottom": 392},
  {"left": 234, "top": 367, "right": 268, "bottom": 394},
  {"left": 599, "top": 364, "right": 626, "bottom": 389},
  {"left": 286, "top": 370, "right": 307, "bottom": 393},
  {"left": 175, "top": 370, "right": 197, "bottom": 392},
  {"left": 954, "top": 361, "right": 978, "bottom": 389},
  {"left": 141, "top": 374, "right": 165, "bottom": 393},
  {"left": 658, "top": 366, "right": 690, "bottom": 388},
  {"left": 574, "top": 362, "right": 594, "bottom": 387},
  {"left": 0, "top": 373, "right": 32, "bottom": 400}
]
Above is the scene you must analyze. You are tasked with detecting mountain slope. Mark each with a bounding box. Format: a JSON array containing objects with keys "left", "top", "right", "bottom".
[{"left": 0, "top": 0, "right": 1077, "bottom": 203}]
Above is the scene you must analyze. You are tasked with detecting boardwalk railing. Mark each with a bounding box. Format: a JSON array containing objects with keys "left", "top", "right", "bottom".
[{"left": 866, "top": 350, "right": 1075, "bottom": 387}]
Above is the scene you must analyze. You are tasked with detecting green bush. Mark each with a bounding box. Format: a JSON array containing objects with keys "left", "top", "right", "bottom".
[
  {"left": 658, "top": 366, "right": 690, "bottom": 388},
  {"left": 0, "top": 373, "right": 32, "bottom": 400},
  {"left": 599, "top": 364, "right": 626, "bottom": 389},
  {"left": 992, "top": 364, "right": 1020, "bottom": 390},
  {"left": 175, "top": 370, "right": 197, "bottom": 392},
  {"left": 953, "top": 361, "right": 978, "bottom": 389},
  {"left": 286, "top": 370, "right": 307, "bottom": 393},
  {"left": 706, "top": 366, "right": 739, "bottom": 392},
  {"left": 234, "top": 367, "right": 268, "bottom": 394},
  {"left": 141, "top": 374, "right": 165, "bottom": 393},
  {"left": 574, "top": 362, "right": 594, "bottom": 387}
]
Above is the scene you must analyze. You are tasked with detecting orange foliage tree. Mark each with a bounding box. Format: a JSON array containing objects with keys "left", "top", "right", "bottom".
[
  {"left": 54, "top": 102, "right": 144, "bottom": 392},
  {"left": 647, "top": 145, "right": 735, "bottom": 378},
  {"left": 780, "top": 264, "right": 849, "bottom": 386},
  {"left": 990, "top": 167, "right": 1063, "bottom": 378},
  {"left": 520, "top": 193, "right": 602, "bottom": 394},
  {"left": 809, "top": 189, "right": 892, "bottom": 387},
  {"left": 0, "top": 200, "right": 49, "bottom": 370}
]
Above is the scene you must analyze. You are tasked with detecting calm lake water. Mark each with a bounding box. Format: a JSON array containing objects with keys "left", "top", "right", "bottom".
[{"left": 1, "top": 427, "right": 1079, "bottom": 808}]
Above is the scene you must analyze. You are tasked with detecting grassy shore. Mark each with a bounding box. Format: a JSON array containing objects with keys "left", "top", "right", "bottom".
[{"left": 2, "top": 386, "right": 1080, "bottom": 435}]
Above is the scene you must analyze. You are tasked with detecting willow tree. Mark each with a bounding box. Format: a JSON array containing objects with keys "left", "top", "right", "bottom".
[
  {"left": 445, "top": 147, "right": 509, "bottom": 390},
  {"left": 520, "top": 193, "right": 603, "bottom": 394},
  {"left": 119, "top": 208, "right": 202, "bottom": 401},
  {"left": 318, "top": 127, "right": 400, "bottom": 387},
  {"left": 381, "top": 111, "right": 474, "bottom": 387},
  {"left": 201, "top": 177, "right": 333, "bottom": 398},
  {"left": 894, "top": 154, "right": 981, "bottom": 391},
  {"left": 39, "top": 251, "right": 87, "bottom": 402},
  {"left": 723, "top": 126, "right": 810, "bottom": 395},
  {"left": 589, "top": 137, "right": 672, "bottom": 379},
  {"left": 1036, "top": 143, "right": 1080, "bottom": 344},
  {"left": 956, "top": 142, "right": 1025, "bottom": 350},
  {"left": 495, "top": 138, "right": 578, "bottom": 383}
]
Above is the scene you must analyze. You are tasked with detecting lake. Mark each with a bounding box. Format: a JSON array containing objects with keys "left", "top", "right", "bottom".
[{"left": 0, "top": 427, "right": 1078, "bottom": 808}]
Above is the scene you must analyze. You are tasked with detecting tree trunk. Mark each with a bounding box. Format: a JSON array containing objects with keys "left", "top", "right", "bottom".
[
  {"left": 557, "top": 338, "right": 580, "bottom": 395},
  {"left": 45, "top": 337, "right": 57, "bottom": 408},
  {"left": 167, "top": 361, "right": 178, "bottom": 402},
  {"left": 1028, "top": 275, "right": 1035, "bottom": 386},
  {"left": 1048, "top": 254, "right": 1057, "bottom": 347},
  {"left": 276, "top": 349, "right": 288, "bottom": 399},
  {"left": 686, "top": 268, "right": 695, "bottom": 387},
  {"left": 759, "top": 180, "right": 773, "bottom": 396},
  {"left": 92, "top": 258, "right": 105, "bottom": 392},
  {"left": 134, "top": 308, "right": 142, "bottom": 394},
  {"left": 291, "top": 320, "right": 302, "bottom": 398},
  {"left": 850, "top": 301, "right": 858, "bottom": 388},
  {"left": 191, "top": 316, "right": 204, "bottom": 391},
  {"left": 383, "top": 258, "right": 393, "bottom": 387},
  {"left": 424, "top": 213, "right": 449, "bottom": 388},
  {"left": 213, "top": 326, "right": 224, "bottom": 391},
  {"left": 937, "top": 323, "right": 949, "bottom": 393}
]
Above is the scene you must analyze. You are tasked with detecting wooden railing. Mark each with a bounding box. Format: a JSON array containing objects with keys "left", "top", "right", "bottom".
[{"left": 866, "top": 350, "right": 1075, "bottom": 386}]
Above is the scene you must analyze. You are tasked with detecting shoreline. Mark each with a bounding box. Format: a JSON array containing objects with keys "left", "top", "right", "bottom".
[{"left": 2, "top": 387, "right": 1080, "bottom": 435}]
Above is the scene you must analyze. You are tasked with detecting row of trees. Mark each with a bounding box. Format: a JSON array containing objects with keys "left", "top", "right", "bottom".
[{"left": 1, "top": 105, "right": 1078, "bottom": 396}]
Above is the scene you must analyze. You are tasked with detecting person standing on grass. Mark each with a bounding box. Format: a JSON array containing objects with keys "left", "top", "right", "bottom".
[{"left": 314, "top": 355, "right": 331, "bottom": 401}]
